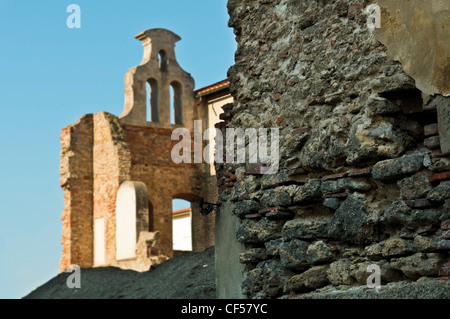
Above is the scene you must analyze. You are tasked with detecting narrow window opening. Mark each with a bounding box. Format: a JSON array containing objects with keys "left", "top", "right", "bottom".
[
  {"left": 159, "top": 50, "right": 168, "bottom": 72},
  {"left": 170, "top": 81, "right": 182, "bottom": 125},
  {"left": 147, "top": 79, "right": 159, "bottom": 122},
  {"left": 146, "top": 82, "right": 151, "bottom": 122}
]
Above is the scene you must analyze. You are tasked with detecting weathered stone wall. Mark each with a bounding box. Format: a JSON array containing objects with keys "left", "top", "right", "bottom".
[{"left": 217, "top": 0, "right": 450, "bottom": 298}]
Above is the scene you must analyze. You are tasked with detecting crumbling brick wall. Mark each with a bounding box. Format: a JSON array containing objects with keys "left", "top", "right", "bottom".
[
  {"left": 60, "top": 114, "right": 94, "bottom": 272},
  {"left": 60, "top": 111, "right": 217, "bottom": 272},
  {"left": 217, "top": 0, "right": 450, "bottom": 298}
]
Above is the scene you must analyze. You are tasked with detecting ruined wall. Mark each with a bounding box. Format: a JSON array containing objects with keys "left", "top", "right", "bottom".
[
  {"left": 217, "top": 0, "right": 450, "bottom": 298},
  {"left": 123, "top": 123, "right": 216, "bottom": 255},
  {"left": 93, "top": 112, "right": 131, "bottom": 266},
  {"left": 60, "top": 111, "right": 217, "bottom": 271},
  {"left": 60, "top": 114, "right": 94, "bottom": 272}
]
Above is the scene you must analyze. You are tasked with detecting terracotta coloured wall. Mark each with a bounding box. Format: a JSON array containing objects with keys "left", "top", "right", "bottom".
[{"left": 59, "top": 114, "right": 94, "bottom": 272}]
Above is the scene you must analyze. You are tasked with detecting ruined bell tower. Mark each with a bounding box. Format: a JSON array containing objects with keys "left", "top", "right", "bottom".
[
  {"left": 120, "top": 28, "right": 196, "bottom": 130},
  {"left": 59, "top": 28, "right": 218, "bottom": 273}
]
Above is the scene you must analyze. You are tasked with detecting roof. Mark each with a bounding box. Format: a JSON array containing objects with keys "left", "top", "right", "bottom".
[
  {"left": 194, "top": 79, "right": 230, "bottom": 98},
  {"left": 173, "top": 207, "right": 191, "bottom": 215}
]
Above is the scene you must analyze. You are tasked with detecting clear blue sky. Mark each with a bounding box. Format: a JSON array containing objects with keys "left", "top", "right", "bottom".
[{"left": 0, "top": 0, "right": 236, "bottom": 299}]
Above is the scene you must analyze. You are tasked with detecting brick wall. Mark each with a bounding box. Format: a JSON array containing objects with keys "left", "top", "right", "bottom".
[
  {"left": 60, "top": 112, "right": 217, "bottom": 271},
  {"left": 59, "top": 114, "right": 94, "bottom": 272}
]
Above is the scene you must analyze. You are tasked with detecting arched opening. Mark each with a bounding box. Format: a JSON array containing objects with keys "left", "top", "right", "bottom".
[
  {"left": 115, "top": 181, "right": 149, "bottom": 261},
  {"left": 172, "top": 198, "right": 192, "bottom": 255},
  {"left": 146, "top": 79, "right": 158, "bottom": 122},
  {"left": 158, "top": 50, "right": 168, "bottom": 72},
  {"left": 170, "top": 81, "right": 182, "bottom": 125}
]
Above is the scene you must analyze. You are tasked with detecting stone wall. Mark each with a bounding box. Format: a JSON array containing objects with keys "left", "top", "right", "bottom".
[{"left": 216, "top": 0, "right": 450, "bottom": 298}]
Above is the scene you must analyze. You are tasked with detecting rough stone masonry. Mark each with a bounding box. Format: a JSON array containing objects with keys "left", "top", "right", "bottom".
[{"left": 215, "top": 0, "right": 450, "bottom": 298}]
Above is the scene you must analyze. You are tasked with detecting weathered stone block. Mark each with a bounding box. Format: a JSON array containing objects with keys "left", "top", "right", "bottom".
[
  {"left": 414, "top": 235, "right": 438, "bottom": 252},
  {"left": 323, "top": 197, "right": 341, "bottom": 210},
  {"left": 260, "top": 186, "right": 295, "bottom": 207},
  {"left": 241, "top": 267, "right": 263, "bottom": 298},
  {"left": 244, "top": 175, "right": 260, "bottom": 193},
  {"left": 240, "top": 248, "right": 267, "bottom": 264},
  {"left": 397, "top": 172, "right": 432, "bottom": 200},
  {"left": 372, "top": 154, "right": 424, "bottom": 181},
  {"left": 382, "top": 198, "right": 441, "bottom": 228},
  {"left": 352, "top": 260, "right": 404, "bottom": 285},
  {"left": 279, "top": 239, "right": 310, "bottom": 270},
  {"left": 265, "top": 238, "right": 283, "bottom": 256},
  {"left": 364, "top": 237, "right": 415, "bottom": 258},
  {"left": 259, "top": 259, "right": 294, "bottom": 298},
  {"left": 233, "top": 200, "right": 260, "bottom": 218},
  {"left": 327, "top": 259, "right": 355, "bottom": 285},
  {"left": 363, "top": 242, "right": 384, "bottom": 258},
  {"left": 380, "top": 238, "right": 415, "bottom": 257},
  {"left": 285, "top": 265, "right": 329, "bottom": 293},
  {"left": 282, "top": 217, "right": 330, "bottom": 241},
  {"left": 427, "top": 181, "right": 450, "bottom": 202},
  {"left": 390, "top": 253, "right": 446, "bottom": 279},
  {"left": 292, "top": 179, "right": 322, "bottom": 204},
  {"left": 306, "top": 241, "right": 335, "bottom": 265},
  {"left": 236, "top": 218, "right": 284, "bottom": 244},
  {"left": 328, "top": 194, "right": 378, "bottom": 245}
]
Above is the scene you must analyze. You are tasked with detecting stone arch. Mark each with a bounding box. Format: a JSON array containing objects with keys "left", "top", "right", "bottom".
[{"left": 115, "top": 181, "right": 149, "bottom": 260}]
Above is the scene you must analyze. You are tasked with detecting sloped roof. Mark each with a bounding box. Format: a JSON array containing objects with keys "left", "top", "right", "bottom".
[{"left": 194, "top": 79, "right": 230, "bottom": 98}]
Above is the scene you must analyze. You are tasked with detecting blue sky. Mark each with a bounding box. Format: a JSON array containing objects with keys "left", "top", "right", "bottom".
[{"left": 0, "top": 0, "right": 236, "bottom": 299}]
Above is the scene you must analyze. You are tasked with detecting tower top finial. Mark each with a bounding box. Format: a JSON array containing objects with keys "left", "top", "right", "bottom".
[
  {"left": 134, "top": 28, "right": 181, "bottom": 66},
  {"left": 135, "top": 28, "right": 181, "bottom": 44},
  {"left": 120, "top": 28, "right": 195, "bottom": 128}
]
